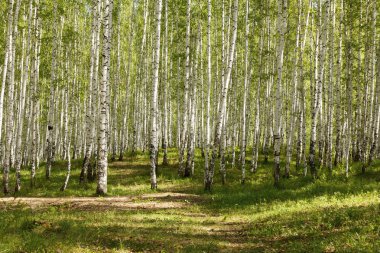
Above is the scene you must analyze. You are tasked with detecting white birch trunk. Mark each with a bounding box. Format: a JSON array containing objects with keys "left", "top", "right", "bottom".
[
  {"left": 31, "top": 2, "right": 40, "bottom": 187},
  {"left": 204, "top": 0, "right": 212, "bottom": 187},
  {"left": 61, "top": 66, "right": 71, "bottom": 191},
  {"left": 273, "top": 0, "right": 287, "bottom": 186},
  {"left": 178, "top": 0, "right": 191, "bottom": 177},
  {"left": 162, "top": 0, "right": 169, "bottom": 166},
  {"left": 240, "top": 0, "right": 249, "bottom": 184},
  {"left": 97, "top": 0, "right": 113, "bottom": 195},
  {"left": 46, "top": 1, "right": 58, "bottom": 179},
  {"left": 150, "top": 0, "right": 163, "bottom": 189}
]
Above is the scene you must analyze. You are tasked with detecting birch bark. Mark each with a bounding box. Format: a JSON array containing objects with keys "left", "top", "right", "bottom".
[
  {"left": 96, "top": 0, "right": 113, "bottom": 195},
  {"left": 150, "top": 0, "right": 163, "bottom": 189}
]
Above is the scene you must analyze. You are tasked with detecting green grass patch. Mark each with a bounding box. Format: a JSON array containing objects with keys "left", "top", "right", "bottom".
[{"left": 0, "top": 148, "right": 379, "bottom": 252}]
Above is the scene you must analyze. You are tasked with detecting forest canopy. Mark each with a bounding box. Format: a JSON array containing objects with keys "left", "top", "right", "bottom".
[{"left": 0, "top": 0, "right": 379, "bottom": 193}]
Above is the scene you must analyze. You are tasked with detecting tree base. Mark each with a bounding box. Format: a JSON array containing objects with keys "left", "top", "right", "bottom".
[
  {"left": 184, "top": 169, "right": 191, "bottom": 178},
  {"left": 204, "top": 181, "right": 212, "bottom": 192},
  {"left": 14, "top": 185, "right": 21, "bottom": 193},
  {"left": 96, "top": 187, "right": 107, "bottom": 196}
]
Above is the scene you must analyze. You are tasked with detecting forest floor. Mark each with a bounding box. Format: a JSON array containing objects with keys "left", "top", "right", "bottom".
[{"left": 0, "top": 148, "right": 379, "bottom": 252}]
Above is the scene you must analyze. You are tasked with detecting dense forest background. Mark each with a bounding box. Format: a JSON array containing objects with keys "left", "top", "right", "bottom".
[{"left": 0, "top": 0, "right": 379, "bottom": 193}]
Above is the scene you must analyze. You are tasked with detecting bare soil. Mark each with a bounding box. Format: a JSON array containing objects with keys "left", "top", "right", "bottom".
[{"left": 0, "top": 192, "right": 202, "bottom": 211}]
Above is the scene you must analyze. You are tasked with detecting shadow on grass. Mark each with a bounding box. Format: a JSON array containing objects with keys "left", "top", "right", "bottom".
[
  {"left": 4, "top": 148, "right": 380, "bottom": 209},
  {"left": 1, "top": 200, "right": 379, "bottom": 252},
  {"left": 0, "top": 148, "right": 379, "bottom": 252}
]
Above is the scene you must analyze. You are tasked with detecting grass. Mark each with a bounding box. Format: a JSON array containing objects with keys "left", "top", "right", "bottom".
[{"left": 0, "top": 148, "right": 379, "bottom": 252}]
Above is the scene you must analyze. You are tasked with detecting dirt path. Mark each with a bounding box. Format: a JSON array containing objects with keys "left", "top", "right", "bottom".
[{"left": 0, "top": 192, "right": 203, "bottom": 211}]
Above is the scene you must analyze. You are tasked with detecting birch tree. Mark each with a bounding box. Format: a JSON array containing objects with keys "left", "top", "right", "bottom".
[
  {"left": 178, "top": 0, "right": 191, "bottom": 177},
  {"left": 204, "top": 0, "right": 212, "bottom": 188},
  {"left": 150, "top": 0, "right": 163, "bottom": 189},
  {"left": 46, "top": 0, "right": 59, "bottom": 180},
  {"left": 240, "top": 0, "right": 249, "bottom": 184},
  {"left": 61, "top": 56, "right": 72, "bottom": 191},
  {"left": 162, "top": 0, "right": 169, "bottom": 166},
  {"left": 97, "top": 0, "right": 113, "bottom": 195},
  {"left": 31, "top": 0, "right": 40, "bottom": 187},
  {"left": 273, "top": 0, "right": 287, "bottom": 186}
]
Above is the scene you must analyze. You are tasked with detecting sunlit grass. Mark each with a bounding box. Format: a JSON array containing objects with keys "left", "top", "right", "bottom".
[{"left": 0, "top": 148, "right": 379, "bottom": 252}]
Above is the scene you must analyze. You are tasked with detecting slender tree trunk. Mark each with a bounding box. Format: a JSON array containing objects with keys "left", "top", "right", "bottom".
[
  {"left": 344, "top": 2, "right": 352, "bottom": 178},
  {"left": 204, "top": 0, "right": 212, "bottom": 189},
  {"left": 111, "top": 0, "right": 121, "bottom": 162},
  {"left": 251, "top": 28, "right": 264, "bottom": 173},
  {"left": 334, "top": 0, "right": 344, "bottom": 167},
  {"left": 326, "top": 0, "right": 335, "bottom": 171},
  {"left": 61, "top": 62, "right": 71, "bottom": 191},
  {"left": 178, "top": 0, "right": 191, "bottom": 177},
  {"left": 176, "top": 58, "right": 181, "bottom": 149},
  {"left": 219, "top": 0, "right": 232, "bottom": 183},
  {"left": 240, "top": 0, "right": 249, "bottom": 184},
  {"left": 162, "top": 0, "right": 169, "bottom": 166},
  {"left": 46, "top": 1, "right": 58, "bottom": 180},
  {"left": 263, "top": 12, "right": 272, "bottom": 164},
  {"left": 273, "top": 0, "right": 287, "bottom": 186},
  {"left": 185, "top": 28, "right": 200, "bottom": 177},
  {"left": 96, "top": 0, "right": 113, "bottom": 195},
  {"left": 199, "top": 29, "right": 205, "bottom": 158},
  {"left": 31, "top": 2, "right": 40, "bottom": 187},
  {"left": 367, "top": 4, "right": 378, "bottom": 167},
  {"left": 150, "top": 0, "right": 163, "bottom": 189}
]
